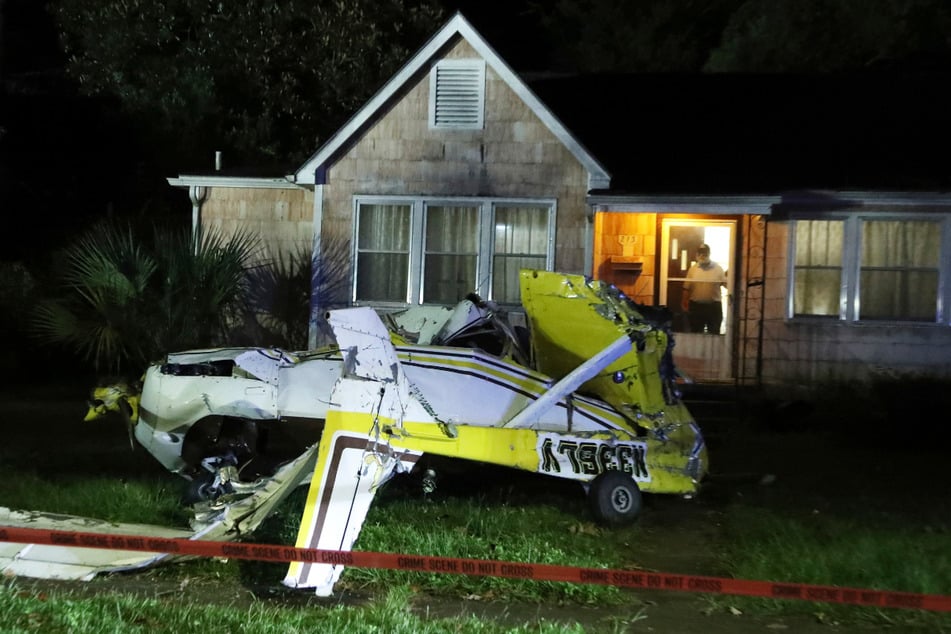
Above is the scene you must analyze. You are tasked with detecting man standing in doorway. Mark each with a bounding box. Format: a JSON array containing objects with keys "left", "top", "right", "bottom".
[{"left": 681, "top": 244, "right": 727, "bottom": 334}]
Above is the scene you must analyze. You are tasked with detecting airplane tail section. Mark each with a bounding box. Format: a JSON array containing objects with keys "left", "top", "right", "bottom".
[
  {"left": 282, "top": 418, "right": 420, "bottom": 595},
  {"left": 283, "top": 308, "right": 422, "bottom": 596}
]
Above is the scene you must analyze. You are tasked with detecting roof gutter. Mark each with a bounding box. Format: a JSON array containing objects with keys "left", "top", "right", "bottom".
[{"left": 587, "top": 194, "right": 780, "bottom": 215}]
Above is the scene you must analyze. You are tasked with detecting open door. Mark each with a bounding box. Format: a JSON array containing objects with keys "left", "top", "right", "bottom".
[{"left": 660, "top": 219, "right": 736, "bottom": 382}]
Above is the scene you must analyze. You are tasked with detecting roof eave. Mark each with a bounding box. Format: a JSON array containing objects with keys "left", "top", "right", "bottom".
[{"left": 167, "top": 175, "right": 299, "bottom": 189}]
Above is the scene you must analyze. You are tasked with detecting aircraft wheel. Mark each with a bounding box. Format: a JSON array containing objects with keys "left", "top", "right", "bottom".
[
  {"left": 183, "top": 473, "right": 233, "bottom": 505},
  {"left": 588, "top": 471, "right": 642, "bottom": 526}
]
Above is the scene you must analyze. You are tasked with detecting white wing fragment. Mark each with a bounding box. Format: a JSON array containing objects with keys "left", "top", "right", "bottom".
[{"left": 0, "top": 445, "right": 317, "bottom": 581}]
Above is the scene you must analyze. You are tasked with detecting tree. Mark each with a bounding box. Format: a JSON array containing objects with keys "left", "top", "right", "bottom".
[
  {"left": 31, "top": 219, "right": 260, "bottom": 376},
  {"left": 705, "top": 0, "right": 951, "bottom": 72},
  {"left": 50, "top": 0, "right": 446, "bottom": 170},
  {"left": 530, "top": 0, "right": 745, "bottom": 73},
  {"left": 530, "top": 0, "right": 951, "bottom": 73}
]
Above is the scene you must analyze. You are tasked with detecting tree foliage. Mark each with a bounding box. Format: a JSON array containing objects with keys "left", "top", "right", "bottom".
[
  {"left": 51, "top": 0, "right": 446, "bottom": 169},
  {"left": 31, "top": 220, "right": 260, "bottom": 375},
  {"left": 532, "top": 0, "right": 742, "bottom": 73},
  {"left": 530, "top": 0, "right": 951, "bottom": 73},
  {"left": 47, "top": 0, "right": 951, "bottom": 175},
  {"left": 244, "top": 234, "right": 350, "bottom": 350},
  {"left": 28, "top": 217, "right": 353, "bottom": 374},
  {"left": 706, "top": 0, "right": 951, "bottom": 72}
]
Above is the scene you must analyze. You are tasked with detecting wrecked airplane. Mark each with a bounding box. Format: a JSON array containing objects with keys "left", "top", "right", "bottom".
[{"left": 4, "top": 269, "right": 707, "bottom": 594}]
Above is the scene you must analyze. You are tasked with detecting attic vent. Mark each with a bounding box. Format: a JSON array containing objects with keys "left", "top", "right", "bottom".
[{"left": 429, "top": 60, "right": 485, "bottom": 129}]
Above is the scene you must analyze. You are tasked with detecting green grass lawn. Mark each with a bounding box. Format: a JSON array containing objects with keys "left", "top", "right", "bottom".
[{"left": 1, "top": 385, "right": 950, "bottom": 632}]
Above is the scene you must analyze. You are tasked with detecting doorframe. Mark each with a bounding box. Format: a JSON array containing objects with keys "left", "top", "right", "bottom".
[
  {"left": 659, "top": 217, "right": 738, "bottom": 381},
  {"left": 659, "top": 218, "right": 737, "bottom": 307}
]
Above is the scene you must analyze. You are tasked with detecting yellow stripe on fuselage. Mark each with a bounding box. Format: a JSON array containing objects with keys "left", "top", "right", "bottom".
[
  {"left": 396, "top": 346, "right": 635, "bottom": 433},
  {"left": 388, "top": 420, "right": 541, "bottom": 471}
]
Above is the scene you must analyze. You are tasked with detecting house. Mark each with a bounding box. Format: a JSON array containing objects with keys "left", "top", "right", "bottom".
[{"left": 168, "top": 12, "right": 951, "bottom": 391}]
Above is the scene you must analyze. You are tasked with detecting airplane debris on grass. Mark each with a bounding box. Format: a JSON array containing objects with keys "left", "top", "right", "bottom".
[{"left": 1, "top": 269, "right": 708, "bottom": 595}]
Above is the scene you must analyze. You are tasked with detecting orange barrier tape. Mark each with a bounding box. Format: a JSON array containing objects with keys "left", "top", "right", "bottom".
[{"left": 2, "top": 525, "right": 950, "bottom": 612}]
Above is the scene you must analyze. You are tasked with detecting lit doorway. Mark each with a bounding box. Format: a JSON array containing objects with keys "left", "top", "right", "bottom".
[{"left": 661, "top": 219, "right": 736, "bottom": 381}]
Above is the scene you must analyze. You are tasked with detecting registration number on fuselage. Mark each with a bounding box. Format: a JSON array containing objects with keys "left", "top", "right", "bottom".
[{"left": 536, "top": 433, "right": 650, "bottom": 482}]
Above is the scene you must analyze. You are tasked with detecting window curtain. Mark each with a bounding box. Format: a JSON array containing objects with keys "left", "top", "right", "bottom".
[
  {"left": 492, "top": 206, "right": 549, "bottom": 303},
  {"left": 860, "top": 220, "right": 939, "bottom": 321},
  {"left": 424, "top": 205, "right": 479, "bottom": 303},
  {"left": 793, "top": 220, "right": 843, "bottom": 316},
  {"left": 355, "top": 204, "right": 411, "bottom": 302}
]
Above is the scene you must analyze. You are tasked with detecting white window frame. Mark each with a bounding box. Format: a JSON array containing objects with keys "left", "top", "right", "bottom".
[
  {"left": 787, "top": 213, "right": 951, "bottom": 325},
  {"left": 428, "top": 59, "right": 486, "bottom": 130},
  {"left": 352, "top": 196, "right": 556, "bottom": 307}
]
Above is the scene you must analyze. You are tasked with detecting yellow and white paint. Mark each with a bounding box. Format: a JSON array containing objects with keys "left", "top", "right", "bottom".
[
  {"left": 7, "top": 269, "right": 705, "bottom": 594},
  {"left": 285, "top": 270, "right": 707, "bottom": 596}
]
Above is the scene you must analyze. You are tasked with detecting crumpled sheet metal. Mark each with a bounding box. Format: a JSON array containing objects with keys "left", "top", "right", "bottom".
[
  {"left": 0, "top": 445, "right": 317, "bottom": 581},
  {"left": 0, "top": 508, "right": 195, "bottom": 580}
]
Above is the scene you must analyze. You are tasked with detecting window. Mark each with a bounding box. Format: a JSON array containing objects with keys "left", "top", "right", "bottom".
[
  {"left": 429, "top": 60, "right": 485, "bottom": 129},
  {"left": 424, "top": 205, "right": 479, "bottom": 303},
  {"left": 492, "top": 206, "right": 551, "bottom": 303},
  {"left": 354, "top": 198, "right": 554, "bottom": 305},
  {"left": 793, "top": 220, "right": 844, "bottom": 318},
  {"left": 790, "top": 215, "right": 947, "bottom": 324},
  {"left": 355, "top": 203, "right": 412, "bottom": 302},
  {"left": 860, "top": 220, "right": 940, "bottom": 321}
]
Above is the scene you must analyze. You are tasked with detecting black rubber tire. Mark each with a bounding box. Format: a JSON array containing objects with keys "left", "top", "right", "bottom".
[
  {"left": 182, "top": 473, "right": 233, "bottom": 505},
  {"left": 588, "top": 471, "right": 642, "bottom": 526}
]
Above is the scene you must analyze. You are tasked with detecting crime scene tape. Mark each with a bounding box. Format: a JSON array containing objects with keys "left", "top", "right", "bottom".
[{"left": 2, "top": 525, "right": 950, "bottom": 613}]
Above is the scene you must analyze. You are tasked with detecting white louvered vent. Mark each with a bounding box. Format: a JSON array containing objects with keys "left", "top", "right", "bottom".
[{"left": 429, "top": 60, "right": 485, "bottom": 129}]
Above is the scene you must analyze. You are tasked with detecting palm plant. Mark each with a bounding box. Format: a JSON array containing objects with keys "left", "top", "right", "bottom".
[
  {"left": 151, "top": 224, "right": 260, "bottom": 352},
  {"left": 243, "top": 244, "right": 314, "bottom": 349},
  {"left": 244, "top": 235, "right": 350, "bottom": 349},
  {"left": 32, "top": 219, "right": 259, "bottom": 376}
]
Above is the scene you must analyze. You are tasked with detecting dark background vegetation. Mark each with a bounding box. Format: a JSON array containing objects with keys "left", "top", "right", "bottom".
[{"left": 2, "top": 0, "right": 950, "bottom": 381}]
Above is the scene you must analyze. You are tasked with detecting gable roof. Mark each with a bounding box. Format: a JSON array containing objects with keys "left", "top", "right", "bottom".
[{"left": 293, "top": 12, "right": 610, "bottom": 189}]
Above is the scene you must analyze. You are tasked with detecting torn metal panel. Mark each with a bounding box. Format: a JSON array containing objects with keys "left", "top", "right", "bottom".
[
  {"left": 0, "top": 445, "right": 317, "bottom": 581},
  {"left": 135, "top": 347, "right": 337, "bottom": 476},
  {"left": 188, "top": 444, "right": 319, "bottom": 536},
  {"left": 283, "top": 425, "right": 421, "bottom": 596},
  {"left": 0, "top": 508, "right": 193, "bottom": 580},
  {"left": 519, "top": 269, "right": 678, "bottom": 422},
  {"left": 382, "top": 304, "right": 454, "bottom": 344},
  {"left": 503, "top": 334, "right": 634, "bottom": 428}
]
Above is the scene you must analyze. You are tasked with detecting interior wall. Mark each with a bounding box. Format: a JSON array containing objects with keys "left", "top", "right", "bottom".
[{"left": 592, "top": 211, "right": 658, "bottom": 305}]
